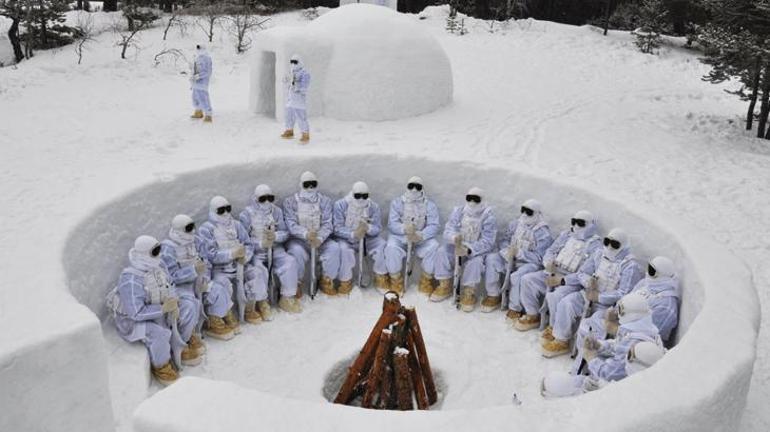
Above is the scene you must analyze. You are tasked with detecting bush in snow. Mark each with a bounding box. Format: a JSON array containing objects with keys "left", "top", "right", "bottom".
[
  {"left": 633, "top": 0, "right": 668, "bottom": 54},
  {"left": 223, "top": 4, "right": 270, "bottom": 54},
  {"left": 73, "top": 11, "right": 96, "bottom": 64},
  {"left": 189, "top": 0, "right": 226, "bottom": 43},
  {"left": 112, "top": 4, "right": 160, "bottom": 59}
]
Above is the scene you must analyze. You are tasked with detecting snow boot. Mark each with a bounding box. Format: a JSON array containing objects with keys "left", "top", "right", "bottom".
[
  {"left": 430, "top": 279, "right": 452, "bottom": 302},
  {"left": 320, "top": 276, "right": 337, "bottom": 296},
  {"left": 296, "top": 281, "right": 304, "bottom": 299},
  {"left": 299, "top": 132, "right": 310, "bottom": 143},
  {"left": 188, "top": 333, "right": 206, "bottom": 355},
  {"left": 480, "top": 295, "right": 502, "bottom": 313},
  {"left": 205, "top": 316, "right": 235, "bottom": 341},
  {"left": 542, "top": 339, "right": 571, "bottom": 358},
  {"left": 203, "top": 115, "right": 212, "bottom": 123},
  {"left": 459, "top": 287, "right": 476, "bottom": 313},
  {"left": 191, "top": 109, "right": 203, "bottom": 119},
  {"left": 245, "top": 301, "right": 263, "bottom": 325},
  {"left": 389, "top": 274, "right": 404, "bottom": 297},
  {"left": 374, "top": 273, "right": 390, "bottom": 293},
  {"left": 281, "top": 129, "right": 294, "bottom": 139},
  {"left": 224, "top": 310, "right": 242, "bottom": 334},
  {"left": 258, "top": 300, "right": 274, "bottom": 321},
  {"left": 181, "top": 345, "right": 202, "bottom": 367},
  {"left": 515, "top": 314, "right": 541, "bottom": 332},
  {"left": 418, "top": 273, "right": 435, "bottom": 296},
  {"left": 338, "top": 279, "right": 354, "bottom": 295},
  {"left": 279, "top": 296, "right": 302, "bottom": 313},
  {"left": 505, "top": 309, "right": 523, "bottom": 323},
  {"left": 151, "top": 361, "right": 179, "bottom": 386},
  {"left": 540, "top": 326, "right": 555, "bottom": 344}
]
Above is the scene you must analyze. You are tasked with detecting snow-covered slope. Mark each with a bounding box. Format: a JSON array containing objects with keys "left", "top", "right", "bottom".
[{"left": 0, "top": 6, "right": 767, "bottom": 432}]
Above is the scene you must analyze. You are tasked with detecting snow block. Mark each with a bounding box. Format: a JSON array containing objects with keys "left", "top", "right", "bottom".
[{"left": 249, "top": 4, "right": 453, "bottom": 121}]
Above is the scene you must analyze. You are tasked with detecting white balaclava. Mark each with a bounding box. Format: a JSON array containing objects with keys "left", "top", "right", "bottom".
[
  {"left": 618, "top": 291, "right": 650, "bottom": 325},
  {"left": 290, "top": 54, "right": 302, "bottom": 71},
  {"left": 254, "top": 184, "right": 274, "bottom": 211},
  {"left": 351, "top": 181, "right": 370, "bottom": 208},
  {"left": 404, "top": 176, "right": 424, "bottom": 202},
  {"left": 169, "top": 214, "right": 195, "bottom": 245},
  {"left": 519, "top": 198, "right": 542, "bottom": 226},
  {"left": 603, "top": 228, "right": 628, "bottom": 260},
  {"left": 571, "top": 210, "right": 594, "bottom": 237},
  {"left": 648, "top": 256, "right": 675, "bottom": 279},
  {"left": 625, "top": 341, "right": 666, "bottom": 376},
  {"left": 129, "top": 235, "right": 162, "bottom": 271},
  {"left": 464, "top": 186, "right": 485, "bottom": 214},
  {"left": 541, "top": 371, "right": 583, "bottom": 398},
  {"left": 299, "top": 171, "right": 319, "bottom": 201},
  {"left": 209, "top": 195, "right": 233, "bottom": 226}
]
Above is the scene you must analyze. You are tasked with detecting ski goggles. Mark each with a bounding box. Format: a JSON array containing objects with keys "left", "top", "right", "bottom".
[
  {"left": 216, "top": 205, "right": 232, "bottom": 215},
  {"left": 290, "top": 59, "right": 298, "bottom": 65},
  {"left": 353, "top": 193, "right": 369, "bottom": 200},
  {"left": 571, "top": 218, "right": 586, "bottom": 228},
  {"left": 407, "top": 183, "right": 423, "bottom": 191},
  {"left": 647, "top": 264, "right": 657, "bottom": 277},
  {"left": 603, "top": 237, "right": 621, "bottom": 249},
  {"left": 302, "top": 180, "right": 318, "bottom": 189},
  {"left": 465, "top": 194, "right": 481, "bottom": 203},
  {"left": 521, "top": 206, "right": 534, "bottom": 217},
  {"left": 151, "top": 245, "right": 161, "bottom": 257},
  {"left": 184, "top": 222, "right": 195, "bottom": 233},
  {"left": 258, "top": 195, "right": 275, "bottom": 203}
]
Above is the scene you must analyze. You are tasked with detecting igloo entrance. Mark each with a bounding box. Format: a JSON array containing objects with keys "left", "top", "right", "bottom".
[{"left": 252, "top": 51, "right": 277, "bottom": 118}]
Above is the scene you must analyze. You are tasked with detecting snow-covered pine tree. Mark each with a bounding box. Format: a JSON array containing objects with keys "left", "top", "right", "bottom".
[
  {"left": 25, "top": 0, "right": 76, "bottom": 50},
  {"left": 633, "top": 0, "right": 668, "bottom": 54}
]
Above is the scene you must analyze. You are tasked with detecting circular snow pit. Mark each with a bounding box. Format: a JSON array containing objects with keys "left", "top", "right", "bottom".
[{"left": 61, "top": 154, "right": 757, "bottom": 432}]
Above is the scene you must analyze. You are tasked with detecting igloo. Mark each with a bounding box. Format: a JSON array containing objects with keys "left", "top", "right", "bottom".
[
  {"left": 339, "top": 0, "right": 397, "bottom": 10},
  {"left": 249, "top": 4, "right": 453, "bottom": 121}
]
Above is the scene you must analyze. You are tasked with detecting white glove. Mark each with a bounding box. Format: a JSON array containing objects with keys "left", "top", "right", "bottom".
[
  {"left": 262, "top": 229, "right": 276, "bottom": 249},
  {"left": 161, "top": 297, "right": 179, "bottom": 314},
  {"left": 545, "top": 274, "right": 563, "bottom": 288},
  {"left": 404, "top": 223, "right": 416, "bottom": 237},
  {"left": 586, "top": 285, "right": 600, "bottom": 302},
  {"left": 354, "top": 221, "right": 368, "bottom": 240},
  {"left": 406, "top": 230, "right": 422, "bottom": 245},
  {"left": 605, "top": 307, "right": 619, "bottom": 336},
  {"left": 232, "top": 245, "right": 246, "bottom": 260},
  {"left": 583, "top": 336, "right": 600, "bottom": 361},
  {"left": 193, "top": 73, "right": 200, "bottom": 81},
  {"left": 194, "top": 259, "right": 207, "bottom": 275},
  {"left": 505, "top": 244, "right": 518, "bottom": 261},
  {"left": 307, "top": 230, "right": 322, "bottom": 249}
]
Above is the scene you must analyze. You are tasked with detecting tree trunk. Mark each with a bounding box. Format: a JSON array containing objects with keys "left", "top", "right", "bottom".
[
  {"left": 84, "top": 1, "right": 91, "bottom": 12},
  {"left": 76, "top": 0, "right": 83, "bottom": 10},
  {"left": 8, "top": 18, "right": 24, "bottom": 63},
  {"left": 747, "top": 58, "right": 762, "bottom": 131},
  {"left": 756, "top": 66, "right": 770, "bottom": 139},
  {"left": 603, "top": 0, "right": 613, "bottom": 36},
  {"left": 103, "top": 0, "right": 117, "bottom": 12}
]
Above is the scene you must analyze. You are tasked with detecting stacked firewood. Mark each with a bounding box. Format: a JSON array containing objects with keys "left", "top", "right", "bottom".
[{"left": 333, "top": 292, "right": 438, "bottom": 410}]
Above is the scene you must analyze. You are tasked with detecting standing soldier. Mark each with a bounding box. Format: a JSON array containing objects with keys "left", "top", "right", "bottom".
[
  {"left": 190, "top": 44, "right": 213, "bottom": 123},
  {"left": 280, "top": 54, "right": 311, "bottom": 143}
]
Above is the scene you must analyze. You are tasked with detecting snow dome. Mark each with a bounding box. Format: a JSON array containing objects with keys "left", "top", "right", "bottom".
[
  {"left": 249, "top": 4, "right": 453, "bottom": 121},
  {"left": 339, "top": 0, "right": 397, "bottom": 10}
]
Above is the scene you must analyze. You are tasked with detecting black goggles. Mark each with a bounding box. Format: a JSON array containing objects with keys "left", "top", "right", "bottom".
[
  {"left": 353, "top": 193, "right": 369, "bottom": 200},
  {"left": 290, "top": 59, "right": 298, "bottom": 64},
  {"left": 184, "top": 222, "right": 195, "bottom": 233},
  {"left": 603, "top": 237, "right": 621, "bottom": 249},
  {"left": 216, "top": 205, "right": 232, "bottom": 215},
  {"left": 407, "top": 183, "right": 423, "bottom": 191},
  {"left": 521, "top": 206, "right": 534, "bottom": 217},
  {"left": 571, "top": 218, "right": 586, "bottom": 228},
  {"left": 465, "top": 194, "right": 481, "bottom": 204},
  {"left": 302, "top": 180, "right": 318, "bottom": 189},
  {"left": 648, "top": 264, "right": 657, "bottom": 277},
  {"left": 150, "top": 245, "right": 161, "bottom": 257},
  {"left": 258, "top": 195, "right": 275, "bottom": 203}
]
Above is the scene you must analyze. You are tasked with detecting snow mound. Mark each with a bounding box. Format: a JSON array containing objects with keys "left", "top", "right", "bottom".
[{"left": 250, "top": 4, "right": 453, "bottom": 121}]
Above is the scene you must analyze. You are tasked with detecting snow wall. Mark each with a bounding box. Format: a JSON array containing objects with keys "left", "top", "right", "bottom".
[
  {"left": 249, "top": 4, "right": 453, "bottom": 121},
  {"left": 55, "top": 153, "right": 758, "bottom": 431}
]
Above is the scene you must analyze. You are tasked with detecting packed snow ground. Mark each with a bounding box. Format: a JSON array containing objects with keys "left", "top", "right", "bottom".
[{"left": 0, "top": 6, "right": 767, "bottom": 431}]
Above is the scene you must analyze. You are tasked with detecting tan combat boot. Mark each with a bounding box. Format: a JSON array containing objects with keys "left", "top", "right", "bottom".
[
  {"left": 542, "top": 339, "right": 571, "bottom": 358},
  {"left": 258, "top": 300, "right": 274, "bottom": 321},
  {"left": 245, "top": 301, "right": 263, "bottom": 325},
  {"left": 418, "top": 273, "right": 435, "bottom": 296},
  {"left": 374, "top": 273, "right": 390, "bottom": 293},
  {"left": 320, "top": 276, "right": 336, "bottom": 296},
  {"left": 205, "top": 315, "right": 234, "bottom": 341},
  {"left": 190, "top": 109, "right": 204, "bottom": 119},
  {"left": 505, "top": 309, "right": 523, "bottom": 323},
  {"left": 296, "top": 281, "right": 304, "bottom": 299},
  {"left": 540, "top": 326, "right": 555, "bottom": 344},
  {"left": 299, "top": 132, "right": 310, "bottom": 143},
  {"left": 203, "top": 115, "right": 212, "bottom": 123},
  {"left": 430, "top": 279, "right": 452, "bottom": 302},
  {"left": 459, "top": 287, "right": 476, "bottom": 313},
  {"left": 389, "top": 274, "right": 404, "bottom": 297},
  {"left": 480, "top": 295, "right": 501, "bottom": 313},
  {"left": 279, "top": 296, "right": 302, "bottom": 313},
  {"left": 181, "top": 345, "right": 202, "bottom": 366},
  {"left": 188, "top": 333, "right": 206, "bottom": 355},
  {"left": 338, "top": 280, "right": 354, "bottom": 295},
  {"left": 224, "top": 310, "right": 242, "bottom": 334},
  {"left": 280, "top": 129, "right": 294, "bottom": 139},
  {"left": 515, "top": 314, "right": 541, "bottom": 332},
  {"left": 151, "top": 361, "right": 179, "bottom": 386}
]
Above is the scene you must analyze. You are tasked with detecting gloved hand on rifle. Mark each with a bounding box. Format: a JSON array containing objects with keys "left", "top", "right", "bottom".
[
  {"left": 545, "top": 274, "right": 564, "bottom": 288},
  {"left": 505, "top": 244, "right": 518, "bottom": 262},
  {"left": 353, "top": 221, "right": 368, "bottom": 241},
  {"left": 605, "top": 307, "right": 619, "bottom": 336},
  {"left": 405, "top": 223, "right": 421, "bottom": 244},
  {"left": 262, "top": 228, "right": 276, "bottom": 249},
  {"left": 162, "top": 297, "right": 179, "bottom": 321},
  {"left": 194, "top": 258, "right": 207, "bottom": 275},
  {"left": 307, "top": 229, "right": 322, "bottom": 249},
  {"left": 583, "top": 336, "right": 601, "bottom": 361},
  {"left": 232, "top": 244, "right": 246, "bottom": 264}
]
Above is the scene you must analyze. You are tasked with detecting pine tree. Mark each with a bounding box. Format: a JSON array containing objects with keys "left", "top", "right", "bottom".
[
  {"left": 633, "top": 0, "right": 668, "bottom": 54},
  {"left": 25, "top": 0, "right": 76, "bottom": 50}
]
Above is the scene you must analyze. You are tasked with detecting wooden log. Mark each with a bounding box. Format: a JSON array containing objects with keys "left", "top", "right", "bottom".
[
  {"left": 404, "top": 307, "right": 437, "bottom": 405},
  {"left": 362, "top": 329, "right": 392, "bottom": 408},
  {"left": 406, "top": 332, "right": 430, "bottom": 410},
  {"left": 334, "top": 307, "right": 400, "bottom": 404},
  {"left": 393, "top": 347, "right": 413, "bottom": 410},
  {"left": 383, "top": 291, "right": 401, "bottom": 314},
  {"left": 378, "top": 362, "right": 393, "bottom": 409}
]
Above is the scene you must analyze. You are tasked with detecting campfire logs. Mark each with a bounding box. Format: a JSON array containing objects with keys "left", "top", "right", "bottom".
[{"left": 333, "top": 292, "right": 437, "bottom": 410}]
